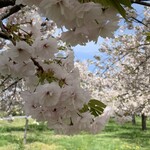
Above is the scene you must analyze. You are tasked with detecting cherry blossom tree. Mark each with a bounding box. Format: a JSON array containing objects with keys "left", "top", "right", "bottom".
[
  {"left": 0, "top": 0, "right": 113, "bottom": 134},
  {"left": 0, "top": 0, "right": 150, "bottom": 134},
  {"left": 92, "top": 6, "right": 150, "bottom": 130}
]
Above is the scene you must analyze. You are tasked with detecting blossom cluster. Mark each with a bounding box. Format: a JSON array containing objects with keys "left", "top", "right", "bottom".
[
  {"left": 16, "top": 0, "right": 119, "bottom": 45},
  {"left": 0, "top": 6, "right": 112, "bottom": 134},
  {"left": 0, "top": 36, "right": 109, "bottom": 134}
]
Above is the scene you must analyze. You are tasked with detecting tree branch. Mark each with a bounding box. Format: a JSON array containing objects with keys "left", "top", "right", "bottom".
[
  {"left": 0, "top": 32, "right": 10, "bottom": 39},
  {"left": 1, "top": 78, "right": 22, "bottom": 93},
  {"left": 0, "top": 20, "right": 15, "bottom": 44},
  {"left": 131, "top": 17, "right": 149, "bottom": 28},
  {"left": 134, "top": 55, "right": 150, "bottom": 71},
  {"left": 0, "top": 4, "right": 24, "bottom": 20},
  {"left": 131, "top": 0, "right": 150, "bottom": 7},
  {"left": 0, "top": 0, "right": 15, "bottom": 9},
  {"left": 0, "top": 4, "right": 24, "bottom": 44}
]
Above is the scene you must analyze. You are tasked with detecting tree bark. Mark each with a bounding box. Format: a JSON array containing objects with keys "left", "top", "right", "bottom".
[
  {"left": 132, "top": 113, "right": 136, "bottom": 125},
  {"left": 141, "top": 114, "right": 147, "bottom": 130},
  {"left": 0, "top": 0, "right": 15, "bottom": 8}
]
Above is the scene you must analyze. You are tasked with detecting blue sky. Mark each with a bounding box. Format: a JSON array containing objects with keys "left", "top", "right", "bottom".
[
  {"left": 73, "top": 38, "right": 104, "bottom": 61},
  {"left": 73, "top": 4, "right": 144, "bottom": 62}
]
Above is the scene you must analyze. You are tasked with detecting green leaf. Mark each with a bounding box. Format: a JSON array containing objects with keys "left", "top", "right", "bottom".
[
  {"left": 89, "top": 99, "right": 106, "bottom": 108},
  {"left": 90, "top": 108, "right": 99, "bottom": 116},
  {"left": 79, "top": 104, "right": 89, "bottom": 113},
  {"left": 119, "top": 0, "right": 132, "bottom": 8},
  {"left": 79, "top": 99, "right": 106, "bottom": 117},
  {"left": 146, "top": 36, "right": 150, "bottom": 41},
  {"left": 109, "top": 0, "right": 126, "bottom": 18},
  {"left": 145, "top": 32, "right": 150, "bottom": 41},
  {"left": 88, "top": 99, "right": 106, "bottom": 116}
]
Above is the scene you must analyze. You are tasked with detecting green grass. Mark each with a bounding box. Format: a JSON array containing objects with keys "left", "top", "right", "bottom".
[{"left": 0, "top": 117, "right": 150, "bottom": 150}]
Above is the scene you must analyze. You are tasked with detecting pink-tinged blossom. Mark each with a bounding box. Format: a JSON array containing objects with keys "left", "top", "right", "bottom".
[
  {"left": 0, "top": 52, "right": 12, "bottom": 75},
  {"left": 42, "top": 62, "right": 68, "bottom": 80},
  {"left": 90, "top": 106, "right": 112, "bottom": 134},
  {"left": 12, "top": 61, "right": 36, "bottom": 78},
  {"left": 62, "top": 50, "right": 75, "bottom": 71},
  {"left": 22, "top": 92, "right": 46, "bottom": 121},
  {"left": 33, "top": 37, "right": 58, "bottom": 60},
  {"left": 0, "top": 0, "right": 117, "bottom": 135},
  {"left": 7, "top": 41, "right": 33, "bottom": 63},
  {"left": 36, "top": 82, "right": 62, "bottom": 107},
  {"left": 18, "top": 0, "right": 119, "bottom": 45}
]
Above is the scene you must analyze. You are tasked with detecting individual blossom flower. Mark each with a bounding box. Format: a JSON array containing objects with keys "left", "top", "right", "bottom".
[
  {"left": 36, "top": 82, "right": 62, "bottom": 107},
  {"left": 20, "top": 13, "right": 42, "bottom": 39},
  {"left": 33, "top": 37, "right": 58, "bottom": 60},
  {"left": 90, "top": 106, "right": 113, "bottom": 134},
  {"left": 62, "top": 50, "right": 75, "bottom": 71},
  {"left": 0, "top": 52, "right": 12, "bottom": 75},
  {"left": 39, "top": 0, "right": 78, "bottom": 28},
  {"left": 12, "top": 61, "right": 36, "bottom": 78},
  {"left": 61, "top": 30, "right": 88, "bottom": 46},
  {"left": 60, "top": 84, "right": 90, "bottom": 110},
  {"left": 7, "top": 41, "right": 33, "bottom": 63},
  {"left": 42, "top": 62, "right": 68, "bottom": 80},
  {"left": 22, "top": 91, "right": 46, "bottom": 121},
  {"left": 24, "top": 76, "right": 39, "bottom": 92}
]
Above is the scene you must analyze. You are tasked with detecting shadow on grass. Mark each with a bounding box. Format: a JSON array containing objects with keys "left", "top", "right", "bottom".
[
  {"left": 102, "top": 123, "right": 150, "bottom": 148},
  {"left": 0, "top": 123, "right": 51, "bottom": 133},
  {"left": 0, "top": 126, "right": 24, "bottom": 133},
  {"left": 0, "top": 122, "right": 53, "bottom": 146},
  {"left": 28, "top": 123, "right": 50, "bottom": 131},
  {"left": 0, "top": 134, "right": 23, "bottom": 146}
]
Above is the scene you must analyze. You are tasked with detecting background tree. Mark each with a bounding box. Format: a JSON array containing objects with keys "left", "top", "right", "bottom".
[
  {"left": 0, "top": 0, "right": 149, "bottom": 134},
  {"left": 92, "top": 7, "right": 150, "bottom": 129}
]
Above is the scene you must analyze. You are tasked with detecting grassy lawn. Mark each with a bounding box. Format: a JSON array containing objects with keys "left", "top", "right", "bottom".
[{"left": 0, "top": 117, "right": 150, "bottom": 150}]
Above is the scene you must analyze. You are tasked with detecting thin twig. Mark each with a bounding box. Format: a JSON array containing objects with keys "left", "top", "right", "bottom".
[
  {"left": 101, "top": 43, "right": 150, "bottom": 76},
  {"left": 0, "top": 75, "right": 11, "bottom": 86},
  {"left": 131, "top": 0, "right": 150, "bottom": 7},
  {"left": 1, "top": 78, "right": 22, "bottom": 93},
  {"left": 31, "top": 57, "right": 44, "bottom": 73},
  {"left": 131, "top": 17, "right": 149, "bottom": 28},
  {"left": 0, "top": 4, "right": 25, "bottom": 43}
]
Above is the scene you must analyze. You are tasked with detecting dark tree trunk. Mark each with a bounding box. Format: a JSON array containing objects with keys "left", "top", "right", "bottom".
[
  {"left": 132, "top": 113, "right": 136, "bottom": 125},
  {"left": 141, "top": 114, "right": 147, "bottom": 130},
  {"left": 0, "top": 0, "right": 15, "bottom": 9}
]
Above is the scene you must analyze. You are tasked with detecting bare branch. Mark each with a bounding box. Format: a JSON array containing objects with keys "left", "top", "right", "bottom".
[
  {"left": 131, "top": 17, "right": 149, "bottom": 28},
  {"left": 134, "top": 55, "right": 150, "bottom": 71},
  {"left": 131, "top": 0, "right": 150, "bottom": 7},
  {"left": 1, "top": 78, "right": 22, "bottom": 93},
  {"left": 31, "top": 57, "right": 44, "bottom": 73},
  {"left": 0, "top": 75, "right": 11, "bottom": 86}
]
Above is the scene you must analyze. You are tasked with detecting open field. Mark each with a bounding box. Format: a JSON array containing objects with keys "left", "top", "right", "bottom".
[{"left": 0, "top": 117, "right": 150, "bottom": 150}]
